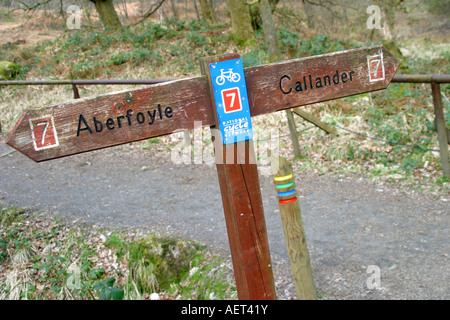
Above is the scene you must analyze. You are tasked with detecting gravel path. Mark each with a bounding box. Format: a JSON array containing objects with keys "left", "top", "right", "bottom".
[{"left": 0, "top": 140, "right": 448, "bottom": 299}]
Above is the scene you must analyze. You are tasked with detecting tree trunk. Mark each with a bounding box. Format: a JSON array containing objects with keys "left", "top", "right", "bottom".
[
  {"left": 170, "top": 0, "right": 179, "bottom": 21},
  {"left": 120, "top": 0, "right": 128, "bottom": 19},
  {"left": 249, "top": 0, "right": 279, "bottom": 30},
  {"left": 59, "top": 0, "right": 65, "bottom": 26},
  {"left": 226, "top": 0, "right": 254, "bottom": 46},
  {"left": 259, "top": 0, "right": 281, "bottom": 61},
  {"left": 193, "top": 0, "right": 200, "bottom": 20},
  {"left": 90, "top": 0, "right": 122, "bottom": 29},
  {"left": 199, "top": 0, "right": 214, "bottom": 21}
]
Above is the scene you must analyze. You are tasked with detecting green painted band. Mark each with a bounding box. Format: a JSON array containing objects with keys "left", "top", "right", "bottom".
[{"left": 275, "top": 181, "right": 294, "bottom": 189}]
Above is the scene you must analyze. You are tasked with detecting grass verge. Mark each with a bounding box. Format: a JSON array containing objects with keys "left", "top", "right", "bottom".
[{"left": 0, "top": 203, "right": 236, "bottom": 300}]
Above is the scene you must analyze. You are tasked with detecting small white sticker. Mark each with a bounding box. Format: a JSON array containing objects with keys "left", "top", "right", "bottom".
[
  {"left": 29, "top": 115, "right": 59, "bottom": 151},
  {"left": 367, "top": 50, "right": 385, "bottom": 82}
]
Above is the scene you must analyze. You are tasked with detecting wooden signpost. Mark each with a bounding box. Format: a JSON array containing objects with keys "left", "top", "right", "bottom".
[
  {"left": 200, "top": 54, "right": 276, "bottom": 299},
  {"left": 6, "top": 46, "right": 400, "bottom": 299}
]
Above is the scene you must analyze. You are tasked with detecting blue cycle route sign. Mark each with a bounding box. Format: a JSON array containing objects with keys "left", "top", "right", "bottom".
[{"left": 209, "top": 58, "right": 253, "bottom": 145}]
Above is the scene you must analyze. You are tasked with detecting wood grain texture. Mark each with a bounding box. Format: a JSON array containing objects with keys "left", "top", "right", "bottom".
[
  {"left": 246, "top": 45, "right": 399, "bottom": 116},
  {"left": 292, "top": 107, "right": 337, "bottom": 135},
  {"left": 200, "top": 53, "right": 276, "bottom": 300},
  {"left": 277, "top": 200, "right": 316, "bottom": 299},
  {"left": 7, "top": 77, "right": 213, "bottom": 162},
  {"left": 7, "top": 46, "right": 399, "bottom": 162},
  {"left": 431, "top": 82, "right": 450, "bottom": 177}
]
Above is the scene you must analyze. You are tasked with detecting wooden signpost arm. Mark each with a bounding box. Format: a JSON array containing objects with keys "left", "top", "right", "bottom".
[
  {"left": 199, "top": 54, "right": 276, "bottom": 300},
  {"left": 245, "top": 46, "right": 399, "bottom": 115},
  {"left": 6, "top": 77, "right": 214, "bottom": 162},
  {"left": 6, "top": 46, "right": 399, "bottom": 163}
]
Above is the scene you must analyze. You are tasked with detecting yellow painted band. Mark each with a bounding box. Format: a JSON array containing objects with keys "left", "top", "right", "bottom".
[{"left": 274, "top": 174, "right": 293, "bottom": 182}]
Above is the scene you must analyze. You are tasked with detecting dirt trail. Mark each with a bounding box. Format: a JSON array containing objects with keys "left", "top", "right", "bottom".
[
  {"left": 0, "top": 140, "right": 448, "bottom": 299},
  {"left": 0, "top": 20, "right": 59, "bottom": 48}
]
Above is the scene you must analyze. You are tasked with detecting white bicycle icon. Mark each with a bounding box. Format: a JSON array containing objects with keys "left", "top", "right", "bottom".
[{"left": 215, "top": 68, "right": 241, "bottom": 85}]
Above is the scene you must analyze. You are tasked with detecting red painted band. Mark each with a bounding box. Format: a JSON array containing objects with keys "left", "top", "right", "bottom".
[{"left": 279, "top": 197, "right": 297, "bottom": 204}]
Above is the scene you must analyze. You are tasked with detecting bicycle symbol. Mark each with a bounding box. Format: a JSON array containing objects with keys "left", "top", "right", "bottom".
[{"left": 215, "top": 68, "right": 241, "bottom": 85}]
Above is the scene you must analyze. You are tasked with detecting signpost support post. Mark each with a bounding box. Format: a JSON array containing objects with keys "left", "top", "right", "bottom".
[{"left": 199, "top": 53, "right": 276, "bottom": 300}]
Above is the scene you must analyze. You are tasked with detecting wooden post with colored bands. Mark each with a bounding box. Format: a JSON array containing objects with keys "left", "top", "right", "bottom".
[{"left": 272, "top": 155, "right": 316, "bottom": 300}]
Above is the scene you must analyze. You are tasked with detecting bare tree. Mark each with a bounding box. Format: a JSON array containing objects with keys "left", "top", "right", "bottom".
[
  {"left": 11, "top": 0, "right": 52, "bottom": 11},
  {"left": 199, "top": 0, "right": 214, "bottom": 21},
  {"left": 227, "top": 0, "right": 254, "bottom": 45},
  {"left": 249, "top": 0, "right": 279, "bottom": 30},
  {"left": 170, "top": 0, "right": 179, "bottom": 21},
  {"left": 127, "top": 0, "right": 166, "bottom": 26},
  {"left": 193, "top": 0, "right": 200, "bottom": 20},
  {"left": 89, "top": 0, "right": 122, "bottom": 29},
  {"left": 259, "top": 0, "right": 281, "bottom": 61}
]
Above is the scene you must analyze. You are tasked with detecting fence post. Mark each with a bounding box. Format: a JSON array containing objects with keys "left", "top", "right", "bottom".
[
  {"left": 272, "top": 154, "right": 316, "bottom": 300},
  {"left": 72, "top": 84, "right": 80, "bottom": 99},
  {"left": 292, "top": 107, "right": 337, "bottom": 135},
  {"left": 431, "top": 82, "right": 450, "bottom": 177},
  {"left": 285, "top": 109, "right": 302, "bottom": 159}
]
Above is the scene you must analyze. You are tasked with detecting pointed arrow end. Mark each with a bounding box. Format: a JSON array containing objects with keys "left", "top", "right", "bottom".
[
  {"left": 5, "top": 110, "right": 41, "bottom": 162},
  {"left": 5, "top": 111, "right": 26, "bottom": 150},
  {"left": 381, "top": 46, "right": 402, "bottom": 82}
]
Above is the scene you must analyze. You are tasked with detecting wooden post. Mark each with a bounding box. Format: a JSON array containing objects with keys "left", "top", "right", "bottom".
[
  {"left": 272, "top": 154, "right": 316, "bottom": 300},
  {"left": 200, "top": 54, "right": 276, "bottom": 300},
  {"left": 72, "top": 83, "right": 80, "bottom": 99},
  {"left": 285, "top": 109, "right": 302, "bottom": 159},
  {"left": 431, "top": 82, "right": 450, "bottom": 177},
  {"left": 292, "top": 107, "right": 337, "bottom": 135}
]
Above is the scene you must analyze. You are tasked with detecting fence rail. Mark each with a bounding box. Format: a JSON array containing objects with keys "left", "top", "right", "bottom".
[
  {"left": 1, "top": 74, "right": 449, "bottom": 99},
  {"left": 391, "top": 74, "right": 450, "bottom": 83},
  {"left": 0, "top": 74, "right": 449, "bottom": 176},
  {"left": 0, "top": 79, "right": 171, "bottom": 85},
  {"left": 1, "top": 74, "right": 449, "bottom": 86}
]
